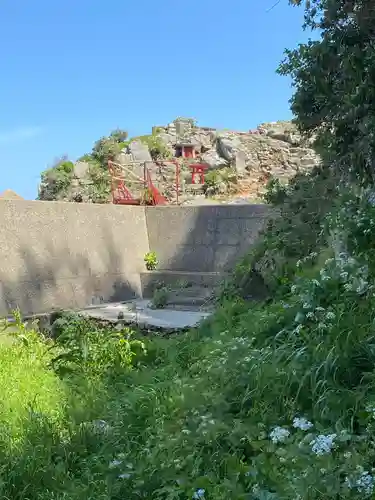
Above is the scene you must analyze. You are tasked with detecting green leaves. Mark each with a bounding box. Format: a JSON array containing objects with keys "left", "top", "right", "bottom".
[{"left": 280, "top": 1, "right": 375, "bottom": 181}]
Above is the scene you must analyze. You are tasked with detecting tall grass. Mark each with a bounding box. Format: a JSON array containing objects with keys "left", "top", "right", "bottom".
[{"left": 2, "top": 179, "right": 375, "bottom": 498}]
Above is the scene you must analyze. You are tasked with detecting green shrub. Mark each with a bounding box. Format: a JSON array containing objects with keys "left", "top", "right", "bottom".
[
  {"left": 262, "top": 175, "right": 288, "bottom": 205},
  {"left": 203, "top": 167, "right": 237, "bottom": 196},
  {"left": 144, "top": 251, "right": 158, "bottom": 270},
  {"left": 232, "top": 166, "right": 339, "bottom": 296},
  {"left": 152, "top": 286, "right": 169, "bottom": 309},
  {"left": 38, "top": 157, "right": 75, "bottom": 201},
  {"left": 50, "top": 312, "right": 146, "bottom": 377}
]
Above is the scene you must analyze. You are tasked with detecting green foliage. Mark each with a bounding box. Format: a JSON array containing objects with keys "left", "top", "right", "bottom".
[
  {"left": 87, "top": 162, "right": 111, "bottom": 203},
  {"left": 38, "top": 157, "right": 75, "bottom": 201},
  {"left": 232, "top": 166, "right": 338, "bottom": 295},
  {"left": 129, "top": 132, "right": 171, "bottom": 161},
  {"left": 4, "top": 189, "right": 375, "bottom": 498},
  {"left": 144, "top": 251, "right": 158, "bottom": 270},
  {"left": 152, "top": 286, "right": 169, "bottom": 309},
  {"left": 92, "top": 128, "right": 128, "bottom": 168},
  {"left": 279, "top": 0, "right": 375, "bottom": 182},
  {"left": 50, "top": 312, "right": 146, "bottom": 377},
  {"left": 203, "top": 167, "right": 237, "bottom": 196},
  {"left": 262, "top": 176, "right": 288, "bottom": 205}
]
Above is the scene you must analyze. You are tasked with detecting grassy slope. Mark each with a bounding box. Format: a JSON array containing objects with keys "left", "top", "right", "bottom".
[{"left": 2, "top": 172, "right": 375, "bottom": 499}]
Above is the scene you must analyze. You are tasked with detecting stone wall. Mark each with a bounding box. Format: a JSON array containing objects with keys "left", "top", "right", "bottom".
[
  {"left": 0, "top": 200, "right": 272, "bottom": 316},
  {"left": 0, "top": 200, "right": 149, "bottom": 316},
  {"left": 145, "top": 205, "right": 272, "bottom": 272}
]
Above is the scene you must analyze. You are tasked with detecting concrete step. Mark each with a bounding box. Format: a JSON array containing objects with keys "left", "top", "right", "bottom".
[
  {"left": 166, "top": 286, "right": 214, "bottom": 307},
  {"left": 140, "top": 270, "right": 227, "bottom": 298}
]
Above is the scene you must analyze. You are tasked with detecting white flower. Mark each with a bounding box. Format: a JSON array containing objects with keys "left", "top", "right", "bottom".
[
  {"left": 293, "top": 417, "right": 313, "bottom": 431},
  {"left": 270, "top": 426, "right": 290, "bottom": 443},
  {"left": 326, "top": 311, "right": 336, "bottom": 320},
  {"left": 356, "top": 472, "right": 374, "bottom": 495},
  {"left": 193, "top": 488, "right": 205, "bottom": 499},
  {"left": 346, "top": 471, "right": 374, "bottom": 496},
  {"left": 92, "top": 419, "right": 111, "bottom": 433},
  {"left": 291, "top": 285, "right": 298, "bottom": 293},
  {"left": 118, "top": 472, "right": 131, "bottom": 479},
  {"left": 109, "top": 459, "right": 122, "bottom": 469},
  {"left": 310, "top": 434, "right": 336, "bottom": 455}
]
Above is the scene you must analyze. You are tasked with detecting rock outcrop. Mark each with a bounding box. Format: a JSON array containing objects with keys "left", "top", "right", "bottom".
[{"left": 38, "top": 118, "right": 321, "bottom": 204}]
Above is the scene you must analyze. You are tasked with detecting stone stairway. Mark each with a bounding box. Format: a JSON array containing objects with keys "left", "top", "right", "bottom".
[{"left": 140, "top": 270, "right": 227, "bottom": 310}]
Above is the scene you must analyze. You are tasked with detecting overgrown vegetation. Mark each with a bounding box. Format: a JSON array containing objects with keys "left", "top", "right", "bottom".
[
  {"left": 6, "top": 1, "right": 375, "bottom": 498},
  {"left": 38, "top": 127, "right": 171, "bottom": 203},
  {"left": 203, "top": 167, "right": 238, "bottom": 196}
]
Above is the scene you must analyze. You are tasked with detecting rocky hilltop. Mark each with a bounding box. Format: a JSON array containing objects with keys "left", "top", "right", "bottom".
[{"left": 38, "top": 118, "right": 320, "bottom": 204}]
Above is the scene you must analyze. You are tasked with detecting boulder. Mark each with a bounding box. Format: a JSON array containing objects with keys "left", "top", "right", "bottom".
[
  {"left": 73, "top": 161, "right": 90, "bottom": 179},
  {"left": 234, "top": 150, "right": 247, "bottom": 175},
  {"left": 216, "top": 134, "right": 242, "bottom": 162},
  {"left": 201, "top": 149, "right": 229, "bottom": 170},
  {"left": 128, "top": 140, "right": 152, "bottom": 163}
]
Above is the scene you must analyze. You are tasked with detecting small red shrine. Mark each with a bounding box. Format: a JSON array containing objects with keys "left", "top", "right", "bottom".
[
  {"left": 175, "top": 143, "right": 196, "bottom": 159},
  {"left": 189, "top": 163, "right": 209, "bottom": 184}
]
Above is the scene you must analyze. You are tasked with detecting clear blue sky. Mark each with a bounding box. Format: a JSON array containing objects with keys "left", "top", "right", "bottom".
[{"left": 0, "top": 0, "right": 309, "bottom": 199}]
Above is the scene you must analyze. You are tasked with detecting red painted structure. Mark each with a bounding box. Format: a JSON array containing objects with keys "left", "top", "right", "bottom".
[
  {"left": 175, "top": 143, "right": 196, "bottom": 159},
  {"left": 189, "top": 163, "right": 209, "bottom": 184},
  {"left": 108, "top": 160, "right": 169, "bottom": 205}
]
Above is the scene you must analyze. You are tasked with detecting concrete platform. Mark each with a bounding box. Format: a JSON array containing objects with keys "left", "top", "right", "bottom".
[{"left": 79, "top": 299, "right": 212, "bottom": 330}]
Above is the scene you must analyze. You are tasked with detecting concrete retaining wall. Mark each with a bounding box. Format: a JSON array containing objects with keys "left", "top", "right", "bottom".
[
  {"left": 145, "top": 205, "right": 271, "bottom": 272},
  {"left": 0, "top": 200, "right": 148, "bottom": 316},
  {"left": 0, "top": 200, "right": 272, "bottom": 316}
]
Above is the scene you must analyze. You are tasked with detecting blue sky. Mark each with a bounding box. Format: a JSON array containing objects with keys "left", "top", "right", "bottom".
[{"left": 0, "top": 0, "right": 309, "bottom": 199}]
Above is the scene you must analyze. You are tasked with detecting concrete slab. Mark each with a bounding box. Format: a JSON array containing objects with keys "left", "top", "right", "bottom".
[{"left": 79, "top": 299, "right": 212, "bottom": 330}]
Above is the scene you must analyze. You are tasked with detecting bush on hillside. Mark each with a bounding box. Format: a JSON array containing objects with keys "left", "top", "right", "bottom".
[
  {"left": 230, "top": 166, "right": 339, "bottom": 298},
  {"left": 38, "top": 157, "right": 75, "bottom": 201},
  {"left": 92, "top": 128, "right": 129, "bottom": 167}
]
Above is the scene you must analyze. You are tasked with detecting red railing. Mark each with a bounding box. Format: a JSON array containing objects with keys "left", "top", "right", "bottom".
[
  {"left": 108, "top": 160, "right": 168, "bottom": 206},
  {"left": 145, "top": 168, "right": 168, "bottom": 205}
]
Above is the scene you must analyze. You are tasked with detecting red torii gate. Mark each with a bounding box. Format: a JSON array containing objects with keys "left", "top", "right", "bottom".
[{"left": 188, "top": 163, "right": 209, "bottom": 184}]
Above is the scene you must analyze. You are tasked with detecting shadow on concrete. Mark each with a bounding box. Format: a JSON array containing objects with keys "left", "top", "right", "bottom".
[
  {"left": 0, "top": 225, "right": 137, "bottom": 317},
  {"left": 0, "top": 202, "right": 271, "bottom": 318},
  {"left": 145, "top": 204, "right": 270, "bottom": 274}
]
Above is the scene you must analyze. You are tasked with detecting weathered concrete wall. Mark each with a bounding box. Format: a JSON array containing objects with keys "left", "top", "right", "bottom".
[
  {"left": 0, "top": 200, "right": 148, "bottom": 316},
  {"left": 145, "top": 205, "right": 271, "bottom": 272},
  {"left": 0, "top": 201, "right": 272, "bottom": 316}
]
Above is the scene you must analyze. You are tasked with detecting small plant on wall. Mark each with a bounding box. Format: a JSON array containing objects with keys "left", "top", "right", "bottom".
[{"left": 144, "top": 251, "right": 158, "bottom": 270}]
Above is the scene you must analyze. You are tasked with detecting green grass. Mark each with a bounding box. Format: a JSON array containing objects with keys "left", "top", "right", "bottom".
[{"left": 2, "top": 183, "right": 375, "bottom": 499}]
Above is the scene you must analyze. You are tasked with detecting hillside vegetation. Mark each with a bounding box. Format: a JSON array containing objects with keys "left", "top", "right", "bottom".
[{"left": 3, "top": 1, "right": 375, "bottom": 499}]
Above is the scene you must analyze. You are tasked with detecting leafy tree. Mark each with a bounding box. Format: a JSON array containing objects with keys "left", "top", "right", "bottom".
[
  {"left": 38, "top": 157, "right": 75, "bottom": 201},
  {"left": 278, "top": 0, "right": 375, "bottom": 182},
  {"left": 92, "top": 128, "right": 128, "bottom": 167}
]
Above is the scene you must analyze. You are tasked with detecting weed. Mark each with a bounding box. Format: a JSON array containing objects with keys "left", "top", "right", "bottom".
[
  {"left": 144, "top": 251, "right": 158, "bottom": 270},
  {"left": 152, "top": 286, "right": 169, "bottom": 308}
]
